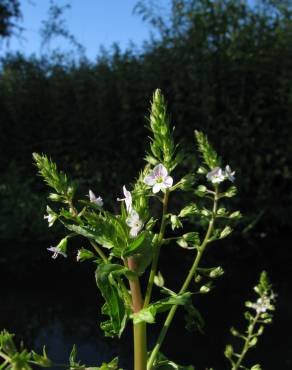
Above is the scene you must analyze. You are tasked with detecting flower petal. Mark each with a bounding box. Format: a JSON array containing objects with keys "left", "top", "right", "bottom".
[
  {"left": 153, "top": 183, "right": 162, "bottom": 193},
  {"left": 163, "top": 176, "right": 173, "bottom": 188},
  {"left": 153, "top": 163, "right": 167, "bottom": 178},
  {"left": 144, "top": 174, "right": 156, "bottom": 186}
]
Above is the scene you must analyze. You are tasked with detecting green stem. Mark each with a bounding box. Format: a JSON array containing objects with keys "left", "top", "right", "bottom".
[
  {"left": 147, "top": 187, "right": 219, "bottom": 370},
  {"left": 0, "top": 351, "right": 10, "bottom": 362},
  {"left": 144, "top": 190, "right": 170, "bottom": 308},
  {"left": 89, "top": 240, "right": 108, "bottom": 262},
  {"left": 231, "top": 313, "right": 260, "bottom": 370},
  {"left": 128, "top": 257, "right": 147, "bottom": 370}
]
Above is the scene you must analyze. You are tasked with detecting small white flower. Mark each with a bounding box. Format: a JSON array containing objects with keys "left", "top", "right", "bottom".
[
  {"left": 144, "top": 164, "right": 173, "bottom": 193},
  {"left": 206, "top": 167, "right": 225, "bottom": 184},
  {"left": 76, "top": 250, "right": 81, "bottom": 262},
  {"left": 251, "top": 296, "right": 271, "bottom": 314},
  {"left": 126, "top": 210, "right": 143, "bottom": 238},
  {"left": 89, "top": 190, "right": 103, "bottom": 207},
  {"left": 47, "top": 246, "right": 67, "bottom": 259},
  {"left": 224, "top": 165, "right": 235, "bottom": 182},
  {"left": 117, "top": 185, "right": 132, "bottom": 213},
  {"left": 47, "top": 237, "right": 68, "bottom": 259},
  {"left": 44, "top": 205, "right": 57, "bottom": 227}
]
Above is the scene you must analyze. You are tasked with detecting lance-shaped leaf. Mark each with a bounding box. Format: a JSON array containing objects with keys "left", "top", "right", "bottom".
[
  {"left": 64, "top": 223, "right": 115, "bottom": 249},
  {"left": 95, "top": 263, "right": 135, "bottom": 337},
  {"left": 132, "top": 292, "right": 192, "bottom": 324}
]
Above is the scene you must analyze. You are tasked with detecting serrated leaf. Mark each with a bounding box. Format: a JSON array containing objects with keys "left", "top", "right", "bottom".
[
  {"left": 122, "top": 231, "right": 146, "bottom": 257},
  {"left": 95, "top": 263, "right": 133, "bottom": 337}
]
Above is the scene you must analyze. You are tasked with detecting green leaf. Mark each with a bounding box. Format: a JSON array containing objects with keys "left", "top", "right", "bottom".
[
  {"left": 32, "top": 347, "right": 52, "bottom": 367},
  {"left": 96, "top": 357, "right": 120, "bottom": 370},
  {"left": 178, "top": 204, "right": 198, "bottom": 218},
  {"left": 123, "top": 231, "right": 154, "bottom": 275},
  {"left": 69, "top": 344, "right": 78, "bottom": 366},
  {"left": 132, "top": 292, "right": 192, "bottom": 324},
  {"left": 221, "top": 186, "right": 237, "bottom": 198},
  {"left": 0, "top": 330, "right": 17, "bottom": 355},
  {"left": 76, "top": 248, "right": 95, "bottom": 262},
  {"left": 95, "top": 263, "right": 133, "bottom": 337},
  {"left": 65, "top": 223, "right": 115, "bottom": 249},
  {"left": 122, "top": 231, "right": 146, "bottom": 257},
  {"left": 153, "top": 352, "right": 194, "bottom": 370}
]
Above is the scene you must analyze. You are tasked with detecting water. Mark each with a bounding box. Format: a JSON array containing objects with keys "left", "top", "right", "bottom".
[{"left": 1, "top": 238, "right": 291, "bottom": 369}]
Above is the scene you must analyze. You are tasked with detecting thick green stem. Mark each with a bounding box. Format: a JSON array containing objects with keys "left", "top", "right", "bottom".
[
  {"left": 144, "top": 190, "right": 170, "bottom": 308},
  {"left": 128, "top": 257, "right": 147, "bottom": 370},
  {"left": 231, "top": 313, "right": 259, "bottom": 370},
  {"left": 147, "top": 187, "right": 219, "bottom": 370}
]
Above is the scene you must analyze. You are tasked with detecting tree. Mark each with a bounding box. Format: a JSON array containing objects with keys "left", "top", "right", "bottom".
[{"left": 0, "top": 0, "right": 21, "bottom": 39}]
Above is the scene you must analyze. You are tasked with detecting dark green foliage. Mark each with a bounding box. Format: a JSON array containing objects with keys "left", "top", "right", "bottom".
[
  {"left": 0, "top": 0, "right": 21, "bottom": 38},
  {"left": 95, "top": 263, "right": 133, "bottom": 337},
  {"left": 0, "top": 0, "right": 291, "bottom": 241}
]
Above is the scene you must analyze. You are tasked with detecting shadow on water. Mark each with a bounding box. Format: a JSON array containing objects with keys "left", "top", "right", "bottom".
[{"left": 0, "top": 236, "right": 291, "bottom": 369}]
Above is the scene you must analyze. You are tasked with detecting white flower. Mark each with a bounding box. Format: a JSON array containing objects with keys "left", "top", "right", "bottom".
[
  {"left": 206, "top": 167, "right": 225, "bottom": 184},
  {"left": 126, "top": 210, "right": 143, "bottom": 238},
  {"left": 47, "top": 246, "right": 67, "bottom": 259},
  {"left": 47, "top": 237, "right": 68, "bottom": 259},
  {"left": 144, "top": 164, "right": 173, "bottom": 193},
  {"left": 89, "top": 190, "right": 103, "bottom": 207},
  {"left": 251, "top": 296, "right": 271, "bottom": 314},
  {"left": 44, "top": 205, "right": 57, "bottom": 227},
  {"left": 224, "top": 165, "right": 235, "bottom": 182},
  {"left": 117, "top": 185, "right": 132, "bottom": 213}
]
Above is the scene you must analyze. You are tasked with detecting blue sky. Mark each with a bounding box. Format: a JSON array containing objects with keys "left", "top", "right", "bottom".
[{"left": 2, "top": 0, "right": 157, "bottom": 59}]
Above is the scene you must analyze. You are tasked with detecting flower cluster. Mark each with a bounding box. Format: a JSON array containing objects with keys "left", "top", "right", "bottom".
[
  {"left": 206, "top": 165, "right": 235, "bottom": 184},
  {"left": 144, "top": 164, "right": 173, "bottom": 193},
  {"left": 250, "top": 293, "right": 275, "bottom": 314}
]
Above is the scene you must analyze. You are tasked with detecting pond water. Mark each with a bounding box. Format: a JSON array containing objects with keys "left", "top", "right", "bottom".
[{"left": 0, "top": 238, "right": 291, "bottom": 369}]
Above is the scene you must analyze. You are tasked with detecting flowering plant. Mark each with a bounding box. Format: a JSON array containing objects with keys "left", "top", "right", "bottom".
[{"left": 0, "top": 90, "right": 275, "bottom": 370}]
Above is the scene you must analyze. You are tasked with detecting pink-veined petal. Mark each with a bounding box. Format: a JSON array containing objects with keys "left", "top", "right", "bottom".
[
  {"left": 153, "top": 163, "right": 168, "bottom": 178},
  {"left": 144, "top": 174, "right": 156, "bottom": 186},
  {"left": 153, "top": 183, "right": 162, "bottom": 193},
  {"left": 163, "top": 176, "right": 173, "bottom": 188}
]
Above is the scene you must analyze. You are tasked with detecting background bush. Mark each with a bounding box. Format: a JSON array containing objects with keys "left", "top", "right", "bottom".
[{"left": 0, "top": 0, "right": 291, "bottom": 241}]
